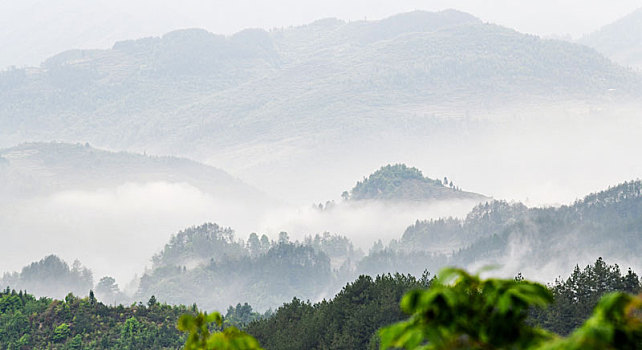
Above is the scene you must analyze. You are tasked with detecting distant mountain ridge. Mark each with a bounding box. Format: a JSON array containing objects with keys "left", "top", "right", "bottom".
[
  {"left": 580, "top": 7, "right": 642, "bottom": 70},
  {"left": 0, "top": 9, "right": 639, "bottom": 169},
  {"left": 0, "top": 142, "right": 266, "bottom": 202}
]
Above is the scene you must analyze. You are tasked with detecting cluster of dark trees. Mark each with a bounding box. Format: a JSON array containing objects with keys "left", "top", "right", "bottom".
[
  {"left": 2, "top": 177, "right": 641, "bottom": 348},
  {"left": 531, "top": 257, "right": 641, "bottom": 334}
]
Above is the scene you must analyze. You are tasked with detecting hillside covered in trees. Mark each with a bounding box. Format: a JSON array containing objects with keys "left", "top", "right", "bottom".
[
  {"left": 136, "top": 226, "right": 349, "bottom": 311},
  {"left": 364, "top": 180, "right": 642, "bottom": 278},
  {"left": 345, "top": 164, "right": 487, "bottom": 202}
]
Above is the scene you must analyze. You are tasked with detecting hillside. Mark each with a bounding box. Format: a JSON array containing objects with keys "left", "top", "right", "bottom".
[
  {"left": 366, "top": 180, "right": 642, "bottom": 278},
  {"left": 0, "top": 142, "right": 266, "bottom": 201},
  {"left": 580, "top": 7, "right": 642, "bottom": 70},
  {"left": 0, "top": 10, "right": 640, "bottom": 203},
  {"left": 454, "top": 180, "right": 642, "bottom": 270},
  {"left": 347, "top": 164, "right": 488, "bottom": 201}
]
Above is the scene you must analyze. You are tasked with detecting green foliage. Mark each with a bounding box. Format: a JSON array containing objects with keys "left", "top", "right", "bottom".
[
  {"left": 379, "top": 268, "right": 554, "bottom": 349},
  {"left": 178, "top": 312, "right": 262, "bottom": 350},
  {"left": 68, "top": 334, "right": 82, "bottom": 349},
  {"left": 53, "top": 323, "right": 71, "bottom": 343},
  {"left": 379, "top": 267, "right": 642, "bottom": 350},
  {"left": 538, "top": 292, "right": 642, "bottom": 349},
  {"left": 119, "top": 317, "right": 142, "bottom": 349}
]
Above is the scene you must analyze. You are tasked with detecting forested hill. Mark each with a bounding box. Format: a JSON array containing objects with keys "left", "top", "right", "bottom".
[
  {"left": 134, "top": 226, "right": 360, "bottom": 311},
  {"left": 580, "top": 7, "right": 642, "bottom": 70},
  {"left": 454, "top": 180, "right": 642, "bottom": 267},
  {"left": 0, "top": 142, "right": 265, "bottom": 201},
  {"left": 346, "top": 164, "right": 488, "bottom": 201},
  {"left": 372, "top": 180, "right": 642, "bottom": 277},
  {"left": 1, "top": 10, "right": 639, "bottom": 156}
]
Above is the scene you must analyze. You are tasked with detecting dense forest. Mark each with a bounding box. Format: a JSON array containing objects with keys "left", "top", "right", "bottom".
[{"left": 1, "top": 258, "right": 639, "bottom": 349}]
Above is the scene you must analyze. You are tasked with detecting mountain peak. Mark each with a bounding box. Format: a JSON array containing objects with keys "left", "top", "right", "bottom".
[{"left": 347, "top": 164, "right": 487, "bottom": 201}]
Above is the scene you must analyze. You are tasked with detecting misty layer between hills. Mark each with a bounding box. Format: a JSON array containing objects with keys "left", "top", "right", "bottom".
[{"left": 2, "top": 150, "right": 641, "bottom": 312}]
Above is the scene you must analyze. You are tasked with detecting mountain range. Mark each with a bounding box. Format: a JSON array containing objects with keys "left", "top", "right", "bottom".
[{"left": 1, "top": 10, "right": 641, "bottom": 202}]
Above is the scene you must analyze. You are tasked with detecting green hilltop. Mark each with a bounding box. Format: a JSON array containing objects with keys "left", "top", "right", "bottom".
[{"left": 347, "top": 164, "right": 488, "bottom": 201}]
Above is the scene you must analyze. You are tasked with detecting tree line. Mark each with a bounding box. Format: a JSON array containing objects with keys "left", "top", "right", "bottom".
[{"left": 2, "top": 257, "right": 640, "bottom": 349}]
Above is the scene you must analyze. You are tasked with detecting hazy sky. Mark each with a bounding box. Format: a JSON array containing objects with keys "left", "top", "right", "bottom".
[{"left": 1, "top": 0, "right": 641, "bottom": 69}]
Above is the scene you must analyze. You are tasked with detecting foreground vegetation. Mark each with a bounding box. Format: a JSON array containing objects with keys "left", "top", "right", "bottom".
[{"left": 379, "top": 268, "right": 642, "bottom": 350}]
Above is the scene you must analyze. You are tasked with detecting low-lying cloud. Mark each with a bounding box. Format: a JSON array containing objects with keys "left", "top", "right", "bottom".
[{"left": 0, "top": 181, "right": 263, "bottom": 288}]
